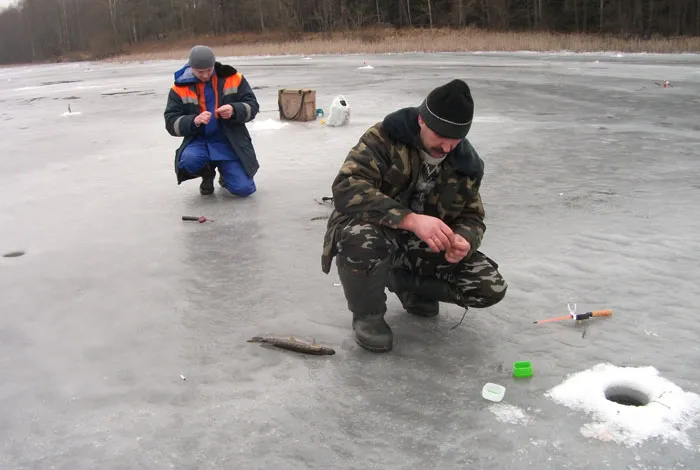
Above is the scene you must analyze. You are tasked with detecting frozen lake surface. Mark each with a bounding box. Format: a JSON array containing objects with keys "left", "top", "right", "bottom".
[{"left": 1, "top": 51, "right": 700, "bottom": 469}]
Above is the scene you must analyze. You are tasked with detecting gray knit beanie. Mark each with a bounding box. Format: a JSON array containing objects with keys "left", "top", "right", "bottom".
[{"left": 188, "top": 45, "right": 215, "bottom": 69}]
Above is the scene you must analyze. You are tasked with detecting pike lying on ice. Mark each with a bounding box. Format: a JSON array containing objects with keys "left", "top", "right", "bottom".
[{"left": 247, "top": 336, "right": 336, "bottom": 356}]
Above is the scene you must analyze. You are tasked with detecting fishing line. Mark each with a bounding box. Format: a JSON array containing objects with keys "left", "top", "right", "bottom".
[{"left": 449, "top": 308, "right": 468, "bottom": 330}]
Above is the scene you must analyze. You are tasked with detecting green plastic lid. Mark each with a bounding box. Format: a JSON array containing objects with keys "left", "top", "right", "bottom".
[{"left": 513, "top": 361, "right": 533, "bottom": 378}]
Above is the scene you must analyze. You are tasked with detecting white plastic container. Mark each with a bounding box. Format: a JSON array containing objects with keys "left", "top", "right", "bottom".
[{"left": 482, "top": 382, "right": 506, "bottom": 402}]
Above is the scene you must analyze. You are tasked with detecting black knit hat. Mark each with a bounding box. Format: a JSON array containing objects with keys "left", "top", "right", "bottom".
[{"left": 418, "top": 79, "right": 474, "bottom": 139}]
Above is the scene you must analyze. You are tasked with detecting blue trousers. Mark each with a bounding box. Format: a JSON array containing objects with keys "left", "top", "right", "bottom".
[{"left": 179, "top": 140, "right": 256, "bottom": 197}]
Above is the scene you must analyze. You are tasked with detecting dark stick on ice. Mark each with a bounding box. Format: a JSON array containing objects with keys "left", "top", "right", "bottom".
[{"left": 182, "top": 215, "right": 214, "bottom": 223}]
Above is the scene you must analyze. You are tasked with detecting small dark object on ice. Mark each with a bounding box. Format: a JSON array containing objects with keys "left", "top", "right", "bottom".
[
  {"left": 182, "top": 215, "right": 214, "bottom": 223},
  {"left": 3, "top": 250, "right": 25, "bottom": 258},
  {"left": 247, "top": 336, "right": 336, "bottom": 356},
  {"left": 314, "top": 196, "right": 334, "bottom": 206}
]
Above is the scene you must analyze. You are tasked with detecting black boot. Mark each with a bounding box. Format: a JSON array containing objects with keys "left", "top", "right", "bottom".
[
  {"left": 397, "top": 291, "right": 439, "bottom": 317},
  {"left": 199, "top": 175, "right": 215, "bottom": 195},
  {"left": 387, "top": 269, "right": 464, "bottom": 316},
  {"left": 337, "top": 261, "right": 393, "bottom": 353},
  {"left": 386, "top": 269, "right": 441, "bottom": 317},
  {"left": 199, "top": 164, "right": 216, "bottom": 195}
]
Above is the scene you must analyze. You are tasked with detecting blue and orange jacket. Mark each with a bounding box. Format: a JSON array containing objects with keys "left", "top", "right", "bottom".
[{"left": 164, "top": 62, "right": 261, "bottom": 181}]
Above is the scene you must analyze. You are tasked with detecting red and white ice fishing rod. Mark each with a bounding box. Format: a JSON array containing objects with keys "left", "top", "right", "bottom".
[{"left": 533, "top": 303, "right": 613, "bottom": 325}]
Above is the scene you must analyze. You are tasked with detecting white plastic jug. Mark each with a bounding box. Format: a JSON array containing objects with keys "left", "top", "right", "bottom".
[{"left": 326, "top": 95, "right": 351, "bottom": 127}]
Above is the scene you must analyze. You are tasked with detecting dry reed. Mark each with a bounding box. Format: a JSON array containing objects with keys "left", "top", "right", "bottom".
[{"left": 110, "top": 27, "right": 700, "bottom": 62}]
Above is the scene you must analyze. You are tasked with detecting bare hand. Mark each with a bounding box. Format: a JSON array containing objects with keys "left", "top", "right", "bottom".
[
  {"left": 401, "top": 213, "right": 454, "bottom": 253},
  {"left": 216, "top": 105, "right": 234, "bottom": 119},
  {"left": 445, "top": 234, "right": 471, "bottom": 264},
  {"left": 194, "top": 111, "right": 212, "bottom": 126}
]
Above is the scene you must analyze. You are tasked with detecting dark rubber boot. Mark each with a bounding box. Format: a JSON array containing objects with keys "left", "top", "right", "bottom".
[
  {"left": 398, "top": 291, "right": 439, "bottom": 317},
  {"left": 386, "top": 269, "right": 439, "bottom": 317},
  {"left": 337, "top": 262, "right": 393, "bottom": 353},
  {"left": 199, "top": 175, "right": 215, "bottom": 195},
  {"left": 199, "top": 164, "right": 216, "bottom": 195},
  {"left": 387, "top": 269, "right": 464, "bottom": 316}
]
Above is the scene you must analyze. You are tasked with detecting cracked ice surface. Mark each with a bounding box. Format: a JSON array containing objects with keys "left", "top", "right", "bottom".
[{"left": 1, "top": 51, "right": 700, "bottom": 469}]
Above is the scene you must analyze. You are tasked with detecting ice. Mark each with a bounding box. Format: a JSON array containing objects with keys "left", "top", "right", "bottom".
[
  {"left": 1, "top": 52, "right": 700, "bottom": 468},
  {"left": 546, "top": 363, "right": 700, "bottom": 448}
]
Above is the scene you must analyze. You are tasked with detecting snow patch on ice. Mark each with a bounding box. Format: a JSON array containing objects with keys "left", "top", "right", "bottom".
[
  {"left": 249, "top": 119, "right": 288, "bottom": 131},
  {"left": 61, "top": 111, "right": 82, "bottom": 116},
  {"left": 488, "top": 403, "right": 531, "bottom": 425},
  {"left": 546, "top": 363, "right": 700, "bottom": 448},
  {"left": 357, "top": 65, "right": 374, "bottom": 69}
]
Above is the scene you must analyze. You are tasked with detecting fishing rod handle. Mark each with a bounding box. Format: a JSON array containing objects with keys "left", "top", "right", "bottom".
[{"left": 591, "top": 309, "right": 613, "bottom": 317}]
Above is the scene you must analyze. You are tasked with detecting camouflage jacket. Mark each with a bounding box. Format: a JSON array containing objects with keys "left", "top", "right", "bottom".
[{"left": 321, "top": 106, "right": 487, "bottom": 274}]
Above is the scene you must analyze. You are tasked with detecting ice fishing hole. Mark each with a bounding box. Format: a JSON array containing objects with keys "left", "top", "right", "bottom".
[{"left": 604, "top": 385, "right": 650, "bottom": 407}]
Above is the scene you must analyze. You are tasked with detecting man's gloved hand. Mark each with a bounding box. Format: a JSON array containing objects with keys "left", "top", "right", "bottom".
[{"left": 216, "top": 104, "right": 234, "bottom": 119}]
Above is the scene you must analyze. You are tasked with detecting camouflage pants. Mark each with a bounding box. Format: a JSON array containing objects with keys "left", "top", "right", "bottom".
[{"left": 336, "top": 220, "right": 507, "bottom": 309}]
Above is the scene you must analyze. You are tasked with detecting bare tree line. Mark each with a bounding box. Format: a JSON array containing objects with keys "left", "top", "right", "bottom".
[{"left": 1, "top": 0, "right": 698, "bottom": 64}]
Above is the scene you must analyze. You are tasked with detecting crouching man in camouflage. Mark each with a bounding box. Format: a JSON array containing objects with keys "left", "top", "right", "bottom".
[{"left": 320, "top": 79, "right": 507, "bottom": 353}]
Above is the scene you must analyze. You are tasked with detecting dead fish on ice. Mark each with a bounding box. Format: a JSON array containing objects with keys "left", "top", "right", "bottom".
[{"left": 247, "top": 335, "right": 335, "bottom": 356}]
